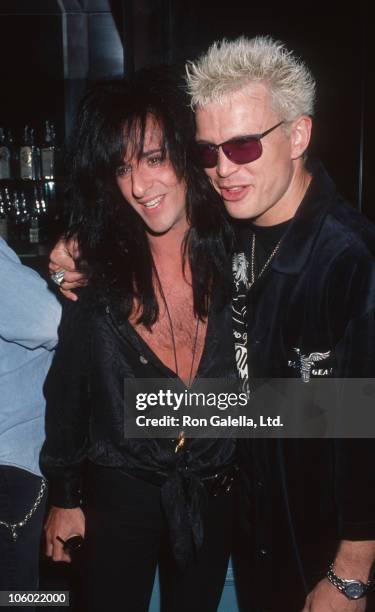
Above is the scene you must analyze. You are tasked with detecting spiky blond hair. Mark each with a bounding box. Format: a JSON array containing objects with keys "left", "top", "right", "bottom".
[{"left": 185, "top": 36, "right": 316, "bottom": 121}]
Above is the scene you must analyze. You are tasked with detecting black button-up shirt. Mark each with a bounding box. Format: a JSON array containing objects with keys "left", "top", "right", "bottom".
[{"left": 40, "top": 287, "right": 237, "bottom": 567}]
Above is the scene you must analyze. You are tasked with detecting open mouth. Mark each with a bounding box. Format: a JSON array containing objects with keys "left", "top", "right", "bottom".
[
  {"left": 219, "top": 185, "right": 250, "bottom": 201},
  {"left": 222, "top": 186, "right": 244, "bottom": 192},
  {"left": 141, "top": 195, "right": 163, "bottom": 209}
]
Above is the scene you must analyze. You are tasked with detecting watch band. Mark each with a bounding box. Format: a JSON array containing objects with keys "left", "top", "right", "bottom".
[{"left": 327, "top": 564, "right": 374, "bottom": 600}]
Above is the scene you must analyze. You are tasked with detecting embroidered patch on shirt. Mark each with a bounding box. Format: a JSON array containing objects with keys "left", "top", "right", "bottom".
[{"left": 288, "top": 348, "right": 332, "bottom": 382}]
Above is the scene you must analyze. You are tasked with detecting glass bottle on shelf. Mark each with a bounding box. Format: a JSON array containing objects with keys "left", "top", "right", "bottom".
[
  {"left": 0, "top": 190, "right": 8, "bottom": 241},
  {"left": 29, "top": 183, "right": 47, "bottom": 247},
  {"left": 19, "top": 190, "right": 30, "bottom": 243},
  {"left": 3, "top": 186, "right": 12, "bottom": 215},
  {"left": 0, "top": 127, "right": 11, "bottom": 180},
  {"left": 32, "top": 128, "right": 41, "bottom": 180},
  {"left": 38, "top": 182, "right": 49, "bottom": 249},
  {"left": 12, "top": 190, "right": 29, "bottom": 247},
  {"left": 20, "top": 126, "right": 40, "bottom": 180},
  {"left": 20, "top": 126, "right": 32, "bottom": 180},
  {"left": 7, "top": 129, "right": 19, "bottom": 180},
  {"left": 8, "top": 190, "right": 20, "bottom": 246},
  {"left": 41, "top": 120, "right": 55, "bottom": 180},
  {"left": 39, "top": 184, "right": 48, "bottom": 219},
  {"left": 29, "top": 185, "right": 43, "bottom": 246}
]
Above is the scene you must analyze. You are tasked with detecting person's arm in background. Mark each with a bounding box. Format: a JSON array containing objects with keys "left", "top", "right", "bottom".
[{"left": 0, "top": 237, "right": 61, "bottom": 349}]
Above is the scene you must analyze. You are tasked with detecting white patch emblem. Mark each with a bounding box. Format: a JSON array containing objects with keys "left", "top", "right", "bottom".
[
  {"left": 232, "top": 252, "right": 249, "bottom": 290},
  {"left": 290, "top": 348, "right": 331, "bottom": 383}
]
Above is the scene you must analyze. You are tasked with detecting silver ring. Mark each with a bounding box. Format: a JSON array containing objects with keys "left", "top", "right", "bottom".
[{"left": 50, "top": 270, "right": 65, "bottom": 287}]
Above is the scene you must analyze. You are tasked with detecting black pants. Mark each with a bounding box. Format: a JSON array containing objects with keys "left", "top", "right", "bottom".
[
  {"left": 83, "top": 465, "right": 234, "bottom": 612},
  {"left": 0, "top": 466, "right": 46, "bottom": 595}
]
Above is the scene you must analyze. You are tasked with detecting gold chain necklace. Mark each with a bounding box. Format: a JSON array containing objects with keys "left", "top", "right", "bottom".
[
  {"left": 154, "top": 266, "right": 200, "bottom": 454},
  {"left": 248, "top": 232, "right": 282, "bottom": 289}
]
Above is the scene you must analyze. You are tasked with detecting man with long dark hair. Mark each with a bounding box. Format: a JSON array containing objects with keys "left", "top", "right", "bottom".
[{"left": 41, "top": 68, "right": 238, "bottom": 611}]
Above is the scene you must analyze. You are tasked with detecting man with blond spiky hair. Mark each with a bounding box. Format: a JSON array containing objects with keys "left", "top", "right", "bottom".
[{"left": 187, "top": 36, "right": 375, "bottom": 612}]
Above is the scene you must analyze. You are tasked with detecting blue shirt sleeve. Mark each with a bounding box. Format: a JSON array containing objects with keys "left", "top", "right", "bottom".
[{"left": 0, "top": 237, "right": 61, "bottom": 350}]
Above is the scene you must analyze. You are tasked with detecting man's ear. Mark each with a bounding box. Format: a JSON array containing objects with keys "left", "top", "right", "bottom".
[{"left": 290, "top": 115, "right": 312, "bottom": 159}]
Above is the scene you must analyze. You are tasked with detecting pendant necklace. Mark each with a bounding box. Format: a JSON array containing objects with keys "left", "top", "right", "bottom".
[
  {"left": 154, "top": 266, "right": 200, "bottom": 453},
  {"left": 248, "top": 232, "right": 282, "bottom": 289}
]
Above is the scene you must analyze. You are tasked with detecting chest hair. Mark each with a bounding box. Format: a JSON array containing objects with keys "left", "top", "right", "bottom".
[{"left": 129, "top": 280, "right": 207, "bottom": 379}]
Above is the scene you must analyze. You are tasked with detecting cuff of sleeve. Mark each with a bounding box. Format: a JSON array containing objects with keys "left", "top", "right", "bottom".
[
  {"left": 339, "top": 520, "right": 375, "bottom": 541},
  {"left": 49, "top": 478, "right": 82, "bottom": 508}
]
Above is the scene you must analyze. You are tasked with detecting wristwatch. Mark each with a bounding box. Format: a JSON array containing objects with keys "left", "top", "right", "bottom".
[{"left": 327, "top": 563, "right": 374, "bottom": 600}]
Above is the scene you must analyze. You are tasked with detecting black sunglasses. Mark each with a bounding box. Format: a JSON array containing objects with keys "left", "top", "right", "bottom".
[{"left": 194, "top": 121, "right": 284, "bottom": 168}]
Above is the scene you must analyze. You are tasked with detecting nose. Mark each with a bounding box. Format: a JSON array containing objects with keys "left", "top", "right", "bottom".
[
  {"left": 215, "top": 148, "right": 239, "bottom": 178},
  {"left": 131, "top": 166, "right": 153, "bottom": 199}
]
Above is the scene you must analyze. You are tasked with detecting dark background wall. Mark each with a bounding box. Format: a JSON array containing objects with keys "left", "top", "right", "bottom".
[{"left": 0, "top": 0, "right": 373, "bottom": 220}]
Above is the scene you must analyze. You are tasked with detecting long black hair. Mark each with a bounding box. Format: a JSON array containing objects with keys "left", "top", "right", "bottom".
[{"left": 64, "top": 65, "right": 233, "bottom": 327}]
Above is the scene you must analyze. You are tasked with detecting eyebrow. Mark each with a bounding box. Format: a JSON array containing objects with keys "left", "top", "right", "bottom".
[
  {"left": 120, "top": 147, "right": 164, "bottom": 165},
  {"left": 140, "top": 148, "right": 163, "bottom": 158}
]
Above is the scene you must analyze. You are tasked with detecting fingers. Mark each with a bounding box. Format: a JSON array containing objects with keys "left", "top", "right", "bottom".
[
  {"left": 49, "top": 237, "right": 80, "bottom": 274},
  {"left": 59, "top": 274, "right": 87, "bottom": 301},
  {"left": 67, "top": 237, "right": 80, "bottom": 261},
  {"left": 45, "top": 535, "right": 53, "bottom": 558},
  {"left": 59, "top": 270, "right": 87, "bottom": 288},
  {"left": 49, "top": 248, "right": 76, "bottom": 274},
  {"left": 49, "top": 261, "right": 63, "bottom": 274},
  {"left": 49, "top": 266, "right": 87, "bottom": 301},
  {"left": 59, "top": 289, "right": 79, "bottom": 302},
  {"left": 43, "top": 506, "right": 85, "bottom": 564},
  {"left": 52, "top": 539, "right": 71, "bottom": 563},
  {"left": 49, "top": 238, "right": 87, "bottom": 300},
  {"left": 45, "top": 532, "right": 72, "bottom": 563}
]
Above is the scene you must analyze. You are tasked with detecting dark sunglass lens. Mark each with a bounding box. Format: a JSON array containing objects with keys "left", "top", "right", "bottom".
[
  {"left": 223, "top": 138, "right": 262, "bottom": 164},
  {"left": 195, "top": 145, "right": 218, "bottom": 168}
]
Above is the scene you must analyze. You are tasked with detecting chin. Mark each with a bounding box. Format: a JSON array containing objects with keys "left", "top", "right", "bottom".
[
  {"left": 224, "top": 201, "right": 257, "bottom": 221},
  {"left": 144, "top": 211, "right": 187, "bottom": 236},
  {"left": 145, "top": 220, "right": 173, "bottom": 236}
]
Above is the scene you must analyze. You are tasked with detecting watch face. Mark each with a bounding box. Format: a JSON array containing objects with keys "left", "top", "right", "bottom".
[{"left": 344, "top": 581, "right": 365, "bottom": 600}]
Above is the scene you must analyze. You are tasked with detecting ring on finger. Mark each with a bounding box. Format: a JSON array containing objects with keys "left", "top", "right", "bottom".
[{"left": 50, "top": 269, "right": 65, "bottom": 287}]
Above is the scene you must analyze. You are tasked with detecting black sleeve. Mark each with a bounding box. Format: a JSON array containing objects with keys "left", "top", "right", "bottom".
[
  {"left": 330, "top": 248, "right": 375, "bottom": 539},
  {"left": 39, "top": 294, "right": 92, "bottom": 507}
]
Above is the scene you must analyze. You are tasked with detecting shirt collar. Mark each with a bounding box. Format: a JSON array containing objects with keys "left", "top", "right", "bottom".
[{"left": 271, "top": 159, "right": 338, "bottom": 275}]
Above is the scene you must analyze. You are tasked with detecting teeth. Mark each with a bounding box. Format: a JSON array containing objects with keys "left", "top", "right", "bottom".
[
  {"left": 223, "top": 186, "right": 243, "bottom": 192},
  {"left": 143, "top": 196, "right": 163, "bottom": 209}
]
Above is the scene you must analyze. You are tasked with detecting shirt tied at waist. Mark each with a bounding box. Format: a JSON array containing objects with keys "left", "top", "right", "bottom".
[{"left": 127, "top": 462, "right": 238, "bottom": 569}]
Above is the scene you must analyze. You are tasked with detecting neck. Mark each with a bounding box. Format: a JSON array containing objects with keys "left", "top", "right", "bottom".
[
  {"left": 148, "top": 220, "right": 190, "bottom": 275},
  {"left": 253, "top": 160, "right": 312, "bottom": 227}
]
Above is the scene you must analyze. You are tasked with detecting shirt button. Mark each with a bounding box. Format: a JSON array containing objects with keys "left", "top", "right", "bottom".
[
  {"left": 257, "top": 480, "right": 264, "bottom": 488},
  {"left": 139, "top": 355, "right": 148, "bottom": 364},
  {"left": 259, "top": 548, "right": 268, "bottom": 556}
]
